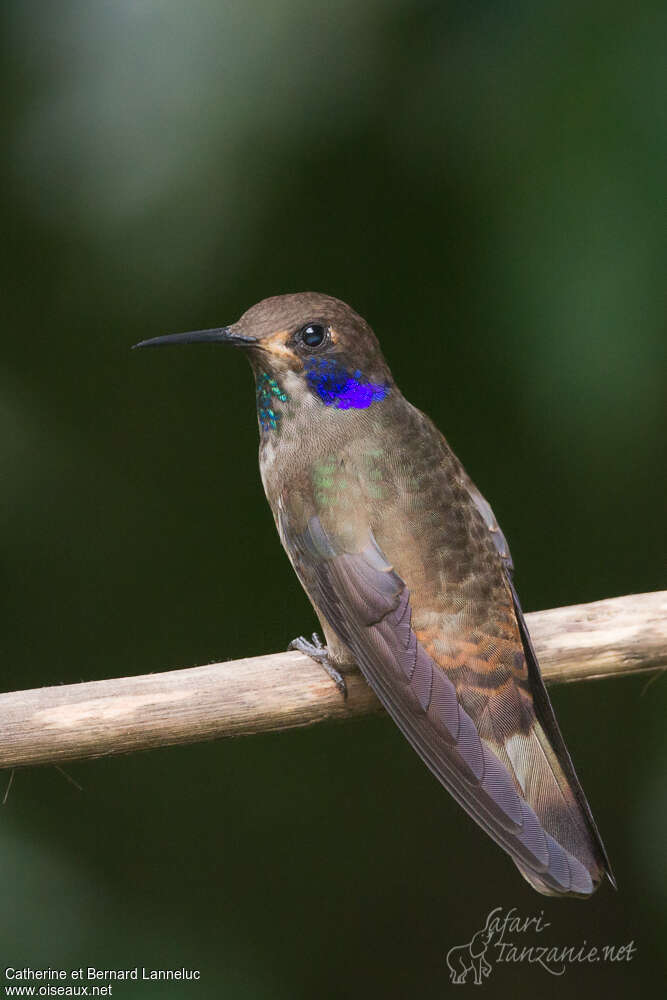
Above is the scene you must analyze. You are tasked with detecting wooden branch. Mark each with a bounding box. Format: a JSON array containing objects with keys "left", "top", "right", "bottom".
[{"left": 0, "top": 591, "right": 665, "bottom": 770}]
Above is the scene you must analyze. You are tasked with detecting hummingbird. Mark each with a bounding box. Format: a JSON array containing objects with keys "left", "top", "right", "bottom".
[{"left": 134, "top": 292, "right": 614, "bottom": 898}]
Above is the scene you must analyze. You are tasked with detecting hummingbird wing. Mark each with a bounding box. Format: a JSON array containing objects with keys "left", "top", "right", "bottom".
[
  {"left": 461, "top": 476, "right": 613, "bottom": 891},
  {"left": 280, "top": 499, "right": 611, "bottom": 897}
]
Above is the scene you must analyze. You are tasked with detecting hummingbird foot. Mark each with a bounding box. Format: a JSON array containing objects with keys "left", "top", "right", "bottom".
[{"left": 288, "top": 633, "right": 348, "bottom": 700}]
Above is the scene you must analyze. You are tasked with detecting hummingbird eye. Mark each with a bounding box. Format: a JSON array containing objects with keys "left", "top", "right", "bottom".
[{"left": 298, "top": 323, "right": 327, "bottom": 350}]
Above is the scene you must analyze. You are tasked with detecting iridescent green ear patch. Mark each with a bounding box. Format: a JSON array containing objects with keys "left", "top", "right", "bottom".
[{"left": 256, "top": 373, "right": 289, "bottom": 431}]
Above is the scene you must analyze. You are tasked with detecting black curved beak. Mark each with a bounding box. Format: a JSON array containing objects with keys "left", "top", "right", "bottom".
[{"left": 132, "top": 327, "right": 257, "bottom": 349}]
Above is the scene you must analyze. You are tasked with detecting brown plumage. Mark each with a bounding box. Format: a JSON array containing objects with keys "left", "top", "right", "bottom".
[{"left": 136, "top": 292, "right": 614, "bottom": 897}]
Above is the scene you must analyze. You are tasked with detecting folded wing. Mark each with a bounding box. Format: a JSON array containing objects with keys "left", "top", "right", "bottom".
[{"left": 284, "top": 510, "right": 611, "bottom": 897}]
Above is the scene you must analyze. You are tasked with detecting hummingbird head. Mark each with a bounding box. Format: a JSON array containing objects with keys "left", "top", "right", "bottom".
[{"left": 134, "top": 293, "right": 394, "bottom": 429}]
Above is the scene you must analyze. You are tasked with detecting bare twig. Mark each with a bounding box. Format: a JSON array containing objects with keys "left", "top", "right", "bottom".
[
  {"left": 2, "top": 769, "right": 15, "bottom": 805},
  {"left": 0, "top": 591, "right": 664, "bottom": 769}
]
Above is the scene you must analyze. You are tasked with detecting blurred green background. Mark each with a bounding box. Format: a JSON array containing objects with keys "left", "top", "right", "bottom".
[{"left": 2, "top": 1, "right": 665, "bottom": 996}]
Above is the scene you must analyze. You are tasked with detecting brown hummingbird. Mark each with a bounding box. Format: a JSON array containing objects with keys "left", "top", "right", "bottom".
[{"left": 135, "top": 292, "right": 614, "bottom": 897}]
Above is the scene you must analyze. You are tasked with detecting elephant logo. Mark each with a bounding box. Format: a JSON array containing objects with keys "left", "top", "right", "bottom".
[{"left": 446, "top": 918, "right": 495, "bottom": 985}]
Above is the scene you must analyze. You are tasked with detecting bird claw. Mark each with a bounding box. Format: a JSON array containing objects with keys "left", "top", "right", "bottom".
[{"left": 288, "top": 633, "right": 348, "bottom": 699}]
